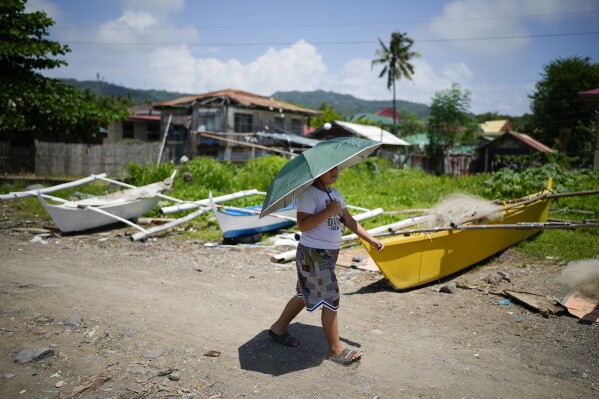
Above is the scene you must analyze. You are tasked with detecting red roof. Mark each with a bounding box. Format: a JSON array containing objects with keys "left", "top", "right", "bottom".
[
  {"left": 509, "top": 132, "right": 553, "bottom": 153},
  {"left": 375, "top": 107, "right": 400, "bottom": 119},
  {"left": 129, "top": 115, "right": 160, "bottom": 122},
  {"left": 479, "top": 131, "right": 553, "bottom": 153},
  {"left": 579, "top": 88, "right": 599, "bottom": 95}
]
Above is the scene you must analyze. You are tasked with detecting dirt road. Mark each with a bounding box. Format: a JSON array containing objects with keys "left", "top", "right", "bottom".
[{"left": 1, "top": 230, "right": 598, "bottom": 398}]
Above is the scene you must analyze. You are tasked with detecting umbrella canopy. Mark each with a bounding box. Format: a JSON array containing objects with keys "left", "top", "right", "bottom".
[{"left": 260, "top": 137, "right": 382, "bottom": 218}]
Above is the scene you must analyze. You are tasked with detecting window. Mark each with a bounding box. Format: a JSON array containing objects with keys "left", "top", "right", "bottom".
[
  {"left": 274, "top": 117, "right": 285, "bottom": 133},
  {"left": 122, "top": 121, "right": 134, "bottom": 139},
  {"left": 147, "top": 122, "right": 160, "bottom": 141},
  {"left": 290, "top": 119, "right": 302, "bottom": 135},
  {"left": 234, "top": 113, "right": 253, "bottom": 132},
  {"left": 197, "top": 109, "right": 222, "bottom": 132}
]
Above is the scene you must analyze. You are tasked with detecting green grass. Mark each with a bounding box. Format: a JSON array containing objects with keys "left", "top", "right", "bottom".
[{"left": 2, "top": 157, "right": 598, "bottom": 262}]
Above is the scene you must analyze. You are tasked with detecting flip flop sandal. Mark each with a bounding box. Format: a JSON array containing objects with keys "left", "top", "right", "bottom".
[
  {"left": 328, "top": 348, "right": 362, "bottom": 365},
  {"left": 268, "top": 329, "right": 300, "bottom": 347}
]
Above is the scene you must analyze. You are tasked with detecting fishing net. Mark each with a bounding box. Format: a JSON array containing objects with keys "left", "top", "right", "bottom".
[{"left": 425, "top": 193, "right": 503, "bottom": 228}]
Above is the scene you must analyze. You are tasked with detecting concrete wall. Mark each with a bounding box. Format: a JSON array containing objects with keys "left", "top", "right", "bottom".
[{"left": 34, "top": 141, "right": 173, "bottom": 177}]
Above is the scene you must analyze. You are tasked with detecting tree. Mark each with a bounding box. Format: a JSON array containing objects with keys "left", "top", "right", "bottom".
[
  {"left": 398, "top": 110, "right": 426, "bottom": 137},
  {"left": 372, "top": 31, "right": 419, "bottom": 135},
  {"left": 529, "top": 56, "right": 599, "bottom": 165},
  {"left": 0, "top": 0, "right": 125, "bottom": 142},
  {"left": 427, "top": 83, "right": 472, "bottom": 174},
  {"left": 308, "top": 102, "right": 343, "bottom": 128}
]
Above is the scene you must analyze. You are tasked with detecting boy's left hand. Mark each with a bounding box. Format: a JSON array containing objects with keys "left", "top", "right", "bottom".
[{"left": 371, "top": 238, "right": 384, "bottom": 252}]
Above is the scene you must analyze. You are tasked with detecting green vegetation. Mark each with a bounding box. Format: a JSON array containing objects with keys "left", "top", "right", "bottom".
[
  {"left": 0, "top": 0, "right": 128, "bottom": 141},
  {"left": 273, "top": 90, "right": 430, "bottom": 119},
  {"left": 60, "top": 79, "right": 192, "bottom": 105},
  {"left": 2, "top": 158, "right": 598, "bottom": 261},
  {"left": 529, "top": 56, "right": 599, "bottom": 165},
  {"left": 372, "top": 31, "right": 420, "bottom": 134}
]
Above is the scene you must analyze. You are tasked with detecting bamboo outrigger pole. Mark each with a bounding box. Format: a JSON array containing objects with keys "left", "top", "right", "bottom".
[{"left": 391, "top": 221, "right": 599, "bottom": 236}]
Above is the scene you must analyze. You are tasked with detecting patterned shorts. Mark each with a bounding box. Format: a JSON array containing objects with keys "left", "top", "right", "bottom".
[{"left": 295, "top": 243, "right": 340, "bottom": 312}]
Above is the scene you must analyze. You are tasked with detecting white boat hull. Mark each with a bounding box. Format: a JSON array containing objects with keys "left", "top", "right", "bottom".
[
  {"left": 212, "top": 203, "right": 296, "bottom": 238},
  {"left": 40, "top": 196, "right": 160, "bottom": 233}
]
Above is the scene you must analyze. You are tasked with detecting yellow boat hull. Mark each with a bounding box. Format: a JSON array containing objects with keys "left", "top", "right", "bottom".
[{"left": 361, "top": 188, "right": 551, "bottom": 290}]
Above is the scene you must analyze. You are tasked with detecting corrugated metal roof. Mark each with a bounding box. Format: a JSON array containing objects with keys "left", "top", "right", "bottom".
[
  {"left": 333, "top": 121, "right": 410, "bottom": 146},
  {"left": 509, "top": 132, "right": 554, "bottom": 153},
  {"left": 152, "top": 89, "right": 321, "bottom": 117},
  {"left": 478, "top": 120, "right": 510, "bottom": 135},
  {"left": 256, "top": 132, "right": 320, "bottom": 148},
  {"left": 477, "top": 131, "right": 554, "bottom": 153}
]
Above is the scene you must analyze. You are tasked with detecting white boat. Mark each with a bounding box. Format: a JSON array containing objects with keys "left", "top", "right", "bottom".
[
  {"left": 209, "top": 193, "right": 297, "bottom": 239},
  {"left": 36, "top": 178, "right": 172, "bottom": 233}
]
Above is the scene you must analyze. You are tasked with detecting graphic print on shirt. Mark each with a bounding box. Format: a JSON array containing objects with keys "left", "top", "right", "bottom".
[{"left": 325, "top": 199, "right": 342, "bottom": 231}]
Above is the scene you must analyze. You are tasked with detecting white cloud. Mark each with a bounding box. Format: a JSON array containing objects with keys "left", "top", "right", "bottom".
[
  {"left": 425, "top": 0, "right": 599, "bottom": 57},
  {"left": 120, "top": 0, "right": 185, "bottom": 16},
  {"left": 116, "top": 10, "right": 158, "bottom": 32},
  {"left": 186, "top": 40, "right": 328, "bottom": 95}
]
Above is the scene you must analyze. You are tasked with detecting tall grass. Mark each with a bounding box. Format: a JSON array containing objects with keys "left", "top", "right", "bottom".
[{"left": 2, "top": 157, "right": 598, "bottom": 261}]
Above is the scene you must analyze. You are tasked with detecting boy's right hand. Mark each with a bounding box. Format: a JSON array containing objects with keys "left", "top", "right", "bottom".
[{"left": 326, "top": 199, "right": 342, "bottom": 216}]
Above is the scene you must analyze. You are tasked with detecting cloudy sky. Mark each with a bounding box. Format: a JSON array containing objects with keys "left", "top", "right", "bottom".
[{"left": 30, "top": 0, "right": 599, "bottom": 116}]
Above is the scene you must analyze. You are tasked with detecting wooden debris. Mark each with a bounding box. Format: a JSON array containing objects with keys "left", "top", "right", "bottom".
[
  {"left": 455, "top": 282, "right": 503, "bottom": 296},
  {"left": 503, "top": 289, "right": 565, "bottom": 318}
]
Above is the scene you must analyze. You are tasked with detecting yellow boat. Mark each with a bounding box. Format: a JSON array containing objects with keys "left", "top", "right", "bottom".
[{"left": 360, "top": 180, "right": 553, "bottom": 290}]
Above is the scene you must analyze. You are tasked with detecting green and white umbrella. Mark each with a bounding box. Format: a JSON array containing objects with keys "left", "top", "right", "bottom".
[{"left": 259, "top": 137, "right": 382, "bottom": 218}]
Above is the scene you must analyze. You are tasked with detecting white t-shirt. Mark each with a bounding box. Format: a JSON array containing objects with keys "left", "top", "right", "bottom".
[{"left": 297, "top": 185, "right": 346, "bottom": 249}]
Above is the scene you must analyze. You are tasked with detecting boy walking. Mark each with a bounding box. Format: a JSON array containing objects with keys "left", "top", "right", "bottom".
[{"left": 268, "top": 166, "right": 384, "bottom": 365}]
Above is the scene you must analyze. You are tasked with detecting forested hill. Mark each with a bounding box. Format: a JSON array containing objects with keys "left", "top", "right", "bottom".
[
  {"left": 60, "top": 79, "right": 192, "bottom": 104},
  {"left": 273, "top": 90, "right": 430, "bottom": 118},
  {"left": 61, "top": 79, "right": 430, "bottom": 117}
]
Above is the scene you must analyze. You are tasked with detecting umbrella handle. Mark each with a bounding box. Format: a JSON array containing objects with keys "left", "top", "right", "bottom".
[{"left": 318, "top": 178, "right": 345, "bottom": 224}]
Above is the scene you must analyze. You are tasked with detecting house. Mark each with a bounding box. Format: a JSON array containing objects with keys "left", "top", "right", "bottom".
[
  {"left": 471, "top": 131, "right": 554, "bottom": 173},
  {"left": 375, "top": 107, "right": 401, "bottom": 120},
  {"left": 151, "top": 89, "right": 321, "bottom": 162},
  {"left": 477, "top": 120, "right": 511, "bottom": 137},
  {"left": 578, "top": 88, "right": 599, "bottom": 170},
  {"left": 348, "top": 113, "right": 394, "bottom": 130},
  {"left": 402, "top": 133, "right": 473, "bottom": 175},
  {"left": 308, "top": 120, "right": 409, "bottom": 165},
  {"left": 347, "top": 107, "right": 402, "bottom": 132},
  {"left": 104, "top": 105, "right": 161, "bottom": 143}
]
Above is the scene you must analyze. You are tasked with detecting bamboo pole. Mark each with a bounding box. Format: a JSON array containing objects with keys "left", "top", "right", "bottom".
[
  {"left": 130, "top": 206, "right": 212, "bottom": 241},
  {"left": 198, "top": 131, "right": 297, "bottom": 157},
  {"left": 293, "top": 208, "right": 384, "bottom": 241},
  {"left": 391, "top": 221, "right": 599, "bottom": 236},
  {"left": 273, "top": 207, "right": 387, "bottom": 263},
  {"left": 0, "top": 173, "right": 108, "bottom": 200},
  {"left": 213, "top": 204, "right": 297, "bottom": 222},
  {"left": 93, "top": 172, "right": 181, "bottom": 204},
  {"left": 452, "top": 193, "right": 550, "bottom": 227},
  {"left": 157, "top": 114, "right": 172, "bottom": 163},
  {"left": 159, "top": 189, "right": 263, "bottom": 215},
  {"left": 449, "top": 188, "right": 599, "bottom": 228}
]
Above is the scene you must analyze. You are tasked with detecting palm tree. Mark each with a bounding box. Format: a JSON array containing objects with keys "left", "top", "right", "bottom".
[{"left": 372, "top": 32, "right": 419, "bottom": 135}]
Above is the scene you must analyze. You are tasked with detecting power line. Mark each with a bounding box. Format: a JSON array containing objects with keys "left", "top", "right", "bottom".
[
  {"left": 62, "top": 30, "right": 599, "bottom": 47},
  {"left": 51, "top": 10, "right": 599, "bottom": 31}
]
